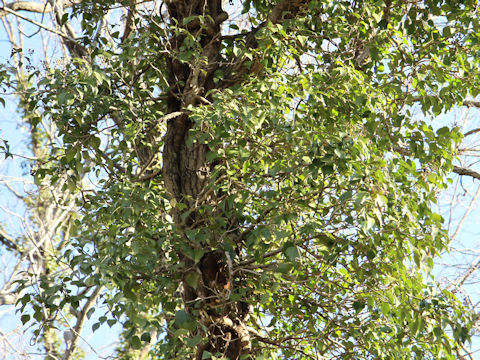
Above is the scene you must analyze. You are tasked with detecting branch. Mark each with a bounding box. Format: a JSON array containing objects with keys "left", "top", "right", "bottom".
[
  {"left": 0, "top": 1, "right": 52, "bottom": 17},
  {"left": 0, "top": 3, "right": 79, "bottom": 44},
  {"left": 464, "top": 128, "right": 480, "bottom": 137},
  {"left": 453, "top": 165, "right": 480, "bottom": 180},
  {"left": 395, "top": 145, "right": 480, "bottom": 180},
  {"left": 62, "top": 285, "right": 103, "bottom": 360},
  {"left": 47, "top": 0, "right": 88, "bottom": 58},
  {"left": 0, "top": 0, "right": 82, "bottom": 18},
  {"left": 0, "top": 228, "right": 20, "bottom": 253},
  {"left": 121, "top": 0, "right": 137, "bottom": 43},
  {"left": 463, "top": 100, "right": 480, "bottom": 108},
  {"left": 4, "top": 181, "right": 25, "bottom": 200},
  {"left": 236, "top": 248, "right": 283, "bottom": 268},
  {"left": 450, "top": 185, "right": 480, "bottom": 243},
  {"left": 219, "top": 0, "right": 310, "bottom": 86},
  {"left": 0, "top": 291, "right": 17, "bottom": 305},
  {"left": 450, "top": 254, "right": 480, "bottom": 290},
  {"left": 266, "top": 0, "right": 309, "bottom": 24},
  {"left": 252, "top": 330, "right": 307, "bottom": 346}
]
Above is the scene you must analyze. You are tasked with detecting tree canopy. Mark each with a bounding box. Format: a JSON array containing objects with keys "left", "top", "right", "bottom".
[{"left": 2, "top": 0, "right": 480, "bottom": 359}]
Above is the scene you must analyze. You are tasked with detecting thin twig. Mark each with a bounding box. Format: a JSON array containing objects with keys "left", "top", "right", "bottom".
[
  {"left": 450, "top": 185, "right": 480, "bottom": 243},
  {"left": 0, "top": 5, "right": 78, "bottom": 43}
]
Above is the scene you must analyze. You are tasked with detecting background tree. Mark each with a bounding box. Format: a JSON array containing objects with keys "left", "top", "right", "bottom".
[{"left": 2, "top": 0, "right": 480, "bottom": 359}]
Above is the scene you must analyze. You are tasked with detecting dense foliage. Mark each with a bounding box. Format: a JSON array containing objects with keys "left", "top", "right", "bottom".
[{"left": 4, "top": 0, "right": 480, "bottom": 359}]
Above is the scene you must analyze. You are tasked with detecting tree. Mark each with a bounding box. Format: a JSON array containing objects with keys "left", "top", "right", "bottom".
[{"left": 2, "top": 0, "right": 480, "bottom": 359}]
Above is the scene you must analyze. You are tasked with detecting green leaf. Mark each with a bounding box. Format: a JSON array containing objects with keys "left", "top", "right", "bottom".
[
  {"left": 321, "top": 165, "right": 334, "bottom": 175},
  {"left": 381, "top": 302, "right": 390, "bottom": 315},
  {"left": 86, "top": 307, "right": 95, "bottom": 319},
  {"left": 186, "top": 335, "right": 203, "bottom": 347},
  {"left": 131, "top": 335, "right": 141, "bottom": 349},
  {"left": 378, "top": 325, "right": 392, "bottom": 333},
  {"left": 92, "top": 322, "right": 100, "bottom": 333},
  {"left": 141, "top": 332, "right": 151, "bottom": 342},
  {"left": 33, "top": 310, "right": 42, "bottom": 322},
  {"left": 174, "top": 310, "right": 190, "bottom": 328},
  {"left": 202, "top": 351, "right": 213, "bottom": 359},
  {"left": 185, "top": 272, "right": 199, "bottom": 290},
  {"left": 21, "top": 314, "right": 30, "bottom": 325},
  {"left": 284, "top": 246, "right": 299, "bottom": 261},
  {"left": 352, "top": 301, "right": 365, "bottom": 313},
  {"left": 57, "top": 91, "right": 73, "bottom": 105},
  {"left": 10, "top": 2, "right": 479, "bottom": 358},
  {"left": 182, "top": 16, "right": 197, "bottom": 25}
]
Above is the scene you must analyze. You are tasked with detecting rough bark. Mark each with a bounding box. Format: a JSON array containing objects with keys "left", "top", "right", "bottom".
[
  {"left": 160, "top": 1, "right": 242, "bottom": 357},
  {"left": 152, "top": 1, "right": 310, "bottom": 359}
]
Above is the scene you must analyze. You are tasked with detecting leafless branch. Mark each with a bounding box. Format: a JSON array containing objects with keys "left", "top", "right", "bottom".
[
  {"left": 450, "top": 185, "right": 480, "bottom": 243},
  {"left": 463, "top": 100, "right": 480, "bottom": 109},
  {"left": 453, "top": 166, "right": 480, "bottom": 180},
  {"left": 0, "top": 0, "right": 82, "bottom": 18},
  {"left": 62, "top": 285, "right": 103, "bottom": 360},
  {"left": 0, "top": 290, "right": 18, "bottom": 306},
  {"left": 0, "top": 3, "right": 80, "bottom": 43},
  {"left": 464, "top": 128, "right": 480, "bottom": 137}
]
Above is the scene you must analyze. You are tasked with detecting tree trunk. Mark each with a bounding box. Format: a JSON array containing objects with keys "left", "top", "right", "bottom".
[
  {"left": 159, "top": 1, "right": 250, "bottom": 359},
  {"left": 145, "top": 1, "right": 308, "bottom": 358}
]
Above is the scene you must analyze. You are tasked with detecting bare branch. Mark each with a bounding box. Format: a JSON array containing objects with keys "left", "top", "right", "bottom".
[
  {"left": 451, "top": 254, "right": 480, "bottom": 290},
  {"left": 63, "top": 285, "right": 103, "bottom": 360},
  {"left": 463, "top": 100, "right": 480, "bottom": 108},
  {"left": 0, "top": 290, "right": 18, "bottom": 305},
  {"left": 4, "top": 181, "right": 25, "bottom": 200},
  {"left": 0, "top": 0, "right": 82, "bottom": 18},
  {"left": 453, "top": 166, "right": 480, "bottom": 180},
  {"left": 0, "top": 4, "right": 78, "bottom": 43},
  {"left": 464, "top": 128, "right": 480, "bottom": 137},
  {"left": 0, "top": 1, "right": 52, "bottom": 18},
  {"left": 450, "top": 185, "right": 480, "bottom": 243},
  {"left": 47, "top": 0, "right": 87, "bottom": 58}
]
